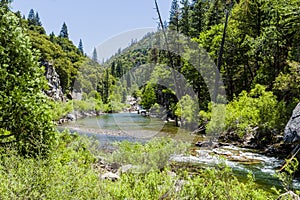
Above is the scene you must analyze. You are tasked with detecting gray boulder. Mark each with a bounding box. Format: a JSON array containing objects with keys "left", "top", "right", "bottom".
[
  {"left": 284, "top": 103, "right": 300, "bottom": 143},
  {"left": 66, "top": 113, "right": 76, "bottom": 121},
  {"left": 100, "top": 172, "right": 120, "bottom": 181}
]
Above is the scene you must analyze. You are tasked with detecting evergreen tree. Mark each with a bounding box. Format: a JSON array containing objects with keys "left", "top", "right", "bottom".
[
  {"left": 203, "top": 0, "right": 226, "bottom": 31},
  {"left": 49, "top": 32, "right": 55, "bottom": 42},
  {"left": 190, "top": 0, "right": 208, "bottom": 38},
  {"left": 111, "top": 61, "right": 116, "bottom": 76},
  {"left": 27, "top": 8, "right": 35, "bottom": 26},
  {"left": 78, "top": 39, "right": 84, "bottom": 54},
  {"left": 92, "top": 47, "right": 98, "bottom": 62},
  {"left": 169, "top": 0, "right": 180, "bottom": 30},
  {"left": 15, "top": 10, "right": 21, "bottom": 18},
  {"left": 179, "top": 0, "right": 190, "bottom": 36},
  {"left": 116, "top": 61, "right": 122, "bottom": 77},
  {"left": 35, "top": 12, "right": 42, "bottom": 26},
  {"left": 103, "top": 69, "right": 110, "bottom": 103},
  {"left": 59, "top": 22, "right": 69, "bottom": 38}
]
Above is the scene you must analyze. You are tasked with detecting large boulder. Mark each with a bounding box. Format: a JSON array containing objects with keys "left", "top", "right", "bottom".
[
  {"left": 284, "top": 103, "right": 300, "bottom": 143},
  {"left": 100, "top": 172, "right": 120, "bottom": 181}
]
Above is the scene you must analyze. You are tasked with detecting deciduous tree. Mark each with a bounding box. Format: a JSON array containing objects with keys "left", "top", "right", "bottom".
[{"left": 0, "top": 7, "right": 57, "bottom": 156}]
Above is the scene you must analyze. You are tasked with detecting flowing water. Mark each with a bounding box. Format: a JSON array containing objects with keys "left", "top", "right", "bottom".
[{"left": 60, "top": 112, "right": 300, "bottom": 190}]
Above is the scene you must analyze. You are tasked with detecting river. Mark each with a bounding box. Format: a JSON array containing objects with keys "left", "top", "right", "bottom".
[{"left": 60, "top": 112, "right": 300, "bottom": 190}]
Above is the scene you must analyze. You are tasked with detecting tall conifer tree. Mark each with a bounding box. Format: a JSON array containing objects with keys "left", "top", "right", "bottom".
[
  {"left": 92, "top": 47, "right": 98, "bottom": 62},
  {"left": 179, "top": 0, "right": 190, "bottom": 36},
  {"left": 169, "top": 0, "right": 180, "bottom": 30},
  {"left": 27, "top": 8, "right": 35, "bottom": 26},
  {"left": 78, "top": 39, "right": 84, "bottom": 54},
  {"left": 35, "top": 12, "right": 42, "bottom": 26},
  {"left": 59, "top": 22, "right": 69, "bottom": 38}
]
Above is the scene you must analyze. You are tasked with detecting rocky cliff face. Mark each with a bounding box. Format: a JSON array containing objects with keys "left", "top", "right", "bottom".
[
  {"left": 43, "top": 62, "right": 65, "bottom": 102},
  {"left": 284, "top": 103, "right": 300, "bottom": 143}
]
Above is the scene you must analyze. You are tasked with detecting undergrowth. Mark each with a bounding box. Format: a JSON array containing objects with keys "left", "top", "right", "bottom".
[{"left": 0, "top": 131, "right": 280, "bottom": 199}]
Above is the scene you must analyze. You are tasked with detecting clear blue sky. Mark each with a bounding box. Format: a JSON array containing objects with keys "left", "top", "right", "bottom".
[{"left": 11, "top": 0, "right": 173, "bottom": 58}]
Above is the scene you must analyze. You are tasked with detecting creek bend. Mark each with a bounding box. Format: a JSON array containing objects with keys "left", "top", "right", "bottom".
[{"left": 59, "top": 112, "right": 300, "bottom": 190}]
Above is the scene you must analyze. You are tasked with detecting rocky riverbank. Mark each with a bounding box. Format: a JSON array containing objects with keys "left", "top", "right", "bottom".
[{"left": 57, "top": 110, "right": 103, "bottom": 125}]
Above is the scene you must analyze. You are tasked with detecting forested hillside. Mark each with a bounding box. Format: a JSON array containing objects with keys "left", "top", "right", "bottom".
[
  {"left": 1, "top": 0, "right": 299, "bottom": 147},
  {"left": 104, "top": 0, "right": 300, "bottom": 146}
]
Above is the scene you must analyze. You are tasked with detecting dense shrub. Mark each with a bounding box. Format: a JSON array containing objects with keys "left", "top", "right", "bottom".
[
  {"left": 201, "top": 84, "right": 284, "bottom": 140},
  {"left": 104, "top": 138, "right": 190, "bottom": 172},
  {"left": 0, "top": 131, "right": 100, "bottom": 199},
  {"left": 225, "top": 84, "right": 283, "bottom": 138}
]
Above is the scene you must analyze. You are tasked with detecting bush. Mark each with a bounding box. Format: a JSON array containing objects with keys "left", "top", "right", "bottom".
[
  {"left": 199, "top": 103, "right": 226, "bottom": 138},
  {"left": 50, "top": 100, "right": 73, "bottom": 120},
  {"left": 201, "top": 84, "right": 283, "bottom": 139},
  {"left": 0, "top": 131, "right": 101, "bottom": 199},
  {"left": 104, "top": 138, "right": 190, "bottom": 173},
  {"left": 178, "top": 166, "right": 275, "bottom": 200},
  {"left": 175, "top": 95, "right": 199, "bottom": 125},
  {"left": 225, "top": 84, "right": 282, "bottom": 138}
]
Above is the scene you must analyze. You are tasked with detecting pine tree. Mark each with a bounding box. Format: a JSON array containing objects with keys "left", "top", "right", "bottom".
[
  {"left": 179, "top": 0, "right": 190, "bottom": 36},
  {"left": 203, "top": 0, "right": 226, "bottom": 31},
  {"left": 111, "top": 61, "right": 116, "bottom": 76},
  {"left": 190, "top": 0, "right": 208, "bottom": 37},
  {"left": 116, "top": 61, "right": 122, "bottom": 77},
  {"left": 35, "top": 12, "right": 42, "bottom": 26},
  {"left": 27, "top": 8, "right": 35, "bottom": 26},
  {"left": 78, "top": 39, "right": 84, "bottom": 54},
  {"left": 49, "top": 32, "right": 55, "bottom": 42},
  {"left": 169, "top": 0, "right": 180, "bottom": 30},
  {"left": 92, "top": 47, "right": 98, "bottom": 62},
  {"left": 59, "top": 22, "right": 69, "bottom": 38}
]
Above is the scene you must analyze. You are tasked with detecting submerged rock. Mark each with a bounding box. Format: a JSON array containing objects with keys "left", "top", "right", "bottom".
[
  {"left": 195, "top": 141, "right": 220, "bottom": 148},
  {"left": 284, "top": 103, "right": 300, "bottom": 143}
]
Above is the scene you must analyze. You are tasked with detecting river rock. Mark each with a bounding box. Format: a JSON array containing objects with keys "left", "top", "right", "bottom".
[
  {"left": 195, "top": 141, "right": 220, "bottom": 148},
  {"left": 67, "top": 113, "right": 76, "bottom": 121},
  {"left": 100, "top": 172, "right": 120, "bottom": 181},
  {"left": 284, "top": 103, "right": 300, "bottom": 143},
  {"left": 277, "top": 191, "right": 300, "bottom": 200}
]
